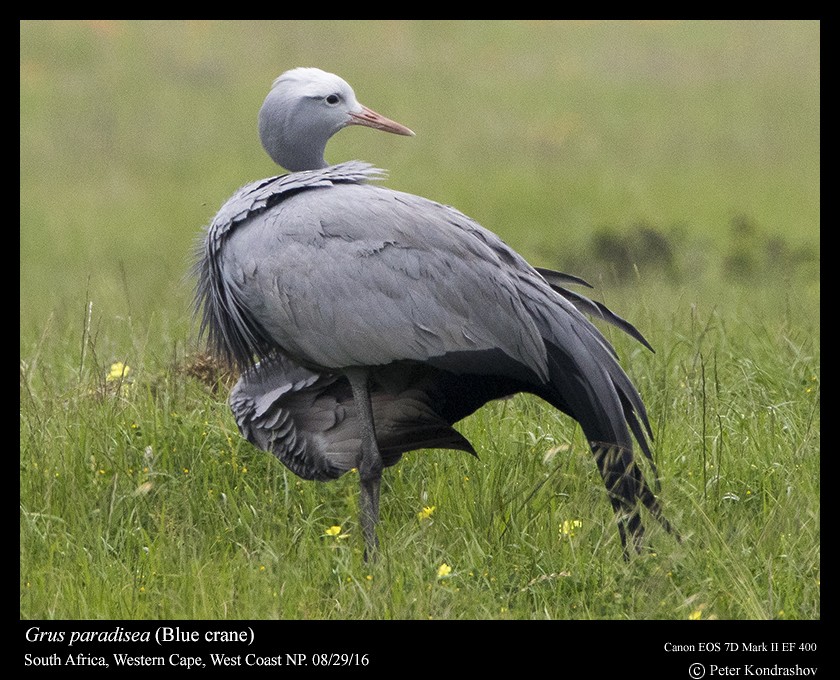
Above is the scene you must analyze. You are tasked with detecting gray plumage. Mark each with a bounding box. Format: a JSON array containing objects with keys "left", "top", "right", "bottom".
[{"left": 195, "top": 67, "right": 676, "bottom": 558}]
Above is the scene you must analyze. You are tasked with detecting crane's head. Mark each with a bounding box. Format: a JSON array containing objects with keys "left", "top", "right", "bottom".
[{"left": 258, "top": 67, "right": 414, "bottom": 172}]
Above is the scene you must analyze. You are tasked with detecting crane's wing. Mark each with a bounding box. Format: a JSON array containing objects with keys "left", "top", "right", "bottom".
[
  {"left": 215, "top": 177, "right": 551, "bottom": 384},
  {"left": 199, "top": 162, "right": 652, "bottom": 455}
]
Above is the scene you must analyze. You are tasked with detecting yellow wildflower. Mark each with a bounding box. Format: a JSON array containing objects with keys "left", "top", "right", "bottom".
[
  {"left": 417, "top": 506, "right": 436, "bottom": 520},
  {"left": 688, "top": 610, "right": 703, "bottom": 620},
  {"left": 436, "top": 563, "right": 452, "bottom": 578},
  {"left": 106, "top": 361, "right": 131, "bottom": 382},
  {"left": 560, "top": 519, "right": 583, "bottom": 537},
  {"left": 324, "top": 525, "right": 349, "bottom": 539}
]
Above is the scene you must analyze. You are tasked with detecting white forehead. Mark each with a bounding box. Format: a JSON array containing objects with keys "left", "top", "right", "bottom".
[{"left": 271, "top": 67, "right": 355, "bottom": 99}]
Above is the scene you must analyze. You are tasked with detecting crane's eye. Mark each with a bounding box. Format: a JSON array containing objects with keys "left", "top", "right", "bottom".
[{"left": 325, "top": 94, "right": 341, "bottom": 106}]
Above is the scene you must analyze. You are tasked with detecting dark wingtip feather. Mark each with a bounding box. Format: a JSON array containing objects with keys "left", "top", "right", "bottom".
[
  {"left": 534, "top": 266, "right": 593, "bottom": 289},
  {"left": 534, "top": 267, "right": 655, "bottom": 353},
  {"left": 562, "top": 289, "right": 655, "bottom": 353}
]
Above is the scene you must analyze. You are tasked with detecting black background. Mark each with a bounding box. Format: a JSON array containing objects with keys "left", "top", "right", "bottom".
[{"left": 21, "top": 619, "right": 825, "bottom": 676}]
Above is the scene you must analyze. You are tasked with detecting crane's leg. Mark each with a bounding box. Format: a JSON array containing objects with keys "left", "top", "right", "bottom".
[{"left": 345, "top": 368, "right": 383, "bottom": 562}]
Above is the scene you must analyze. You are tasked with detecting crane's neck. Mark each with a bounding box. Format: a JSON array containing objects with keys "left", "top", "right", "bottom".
[{"left": 259, "top": 126, "right": 328, "bottom": 172}]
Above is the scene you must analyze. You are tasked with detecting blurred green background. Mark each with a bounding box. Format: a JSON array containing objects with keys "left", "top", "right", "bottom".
[{"left": 20, "top": 20, "right": 819, "bottom": 344}]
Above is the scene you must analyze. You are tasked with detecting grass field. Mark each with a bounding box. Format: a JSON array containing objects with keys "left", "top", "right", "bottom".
[{"left": 20, "top": 20, "right": 819, "bottom": 621}]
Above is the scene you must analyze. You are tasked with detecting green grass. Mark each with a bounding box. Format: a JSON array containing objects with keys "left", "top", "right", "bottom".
[{"left": 20, "top": 20, "right": 819, "bottom": 620}]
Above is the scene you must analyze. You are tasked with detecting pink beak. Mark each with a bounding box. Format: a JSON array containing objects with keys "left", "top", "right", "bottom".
[{"left": 348, "top": 104, "right": 415, "bottom": 137}]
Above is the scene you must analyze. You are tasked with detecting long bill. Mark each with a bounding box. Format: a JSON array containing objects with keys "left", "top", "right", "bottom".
[{"left": 348, "top": 104, "right": 415, "bottom": 137}]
